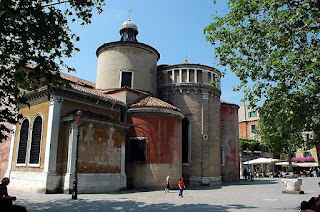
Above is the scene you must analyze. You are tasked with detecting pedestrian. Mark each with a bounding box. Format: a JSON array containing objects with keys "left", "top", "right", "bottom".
[
  {"left": 250, "top": 169, "right": 254, "bottom": 181},
  {"left": 178, "top": 177, "right": 185, "bottom": 197},
  {"left": 165, "top": 173, "right": 170, "bottom": 193},
  {"left": 0, "top": 177, "right": 27, "bottom": 212},
  {"left": 243, "top": 168, "right": 248, "bottom": 181}
]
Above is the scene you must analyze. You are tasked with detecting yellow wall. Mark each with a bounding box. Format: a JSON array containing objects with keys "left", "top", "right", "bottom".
[
  {"left": 12, "top": 101, "right": 50, "bottom": 172},
  {"left": 296, "top": 147, "right": 318, "bottom": 162}
]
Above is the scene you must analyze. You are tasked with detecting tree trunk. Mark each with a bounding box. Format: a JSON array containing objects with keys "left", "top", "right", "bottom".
[{"left": 288, "top": 152, "right": 293, "bottom": 172}]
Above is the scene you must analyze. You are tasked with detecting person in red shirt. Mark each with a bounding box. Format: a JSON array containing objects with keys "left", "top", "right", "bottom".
[{"left": 178, "top": 177, "right": 185, "bottom": 197}]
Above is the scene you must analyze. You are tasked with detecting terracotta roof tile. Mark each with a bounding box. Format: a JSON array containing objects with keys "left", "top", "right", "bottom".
[
  {"left": 102, "top": 86, "right": 152, "bottom": 96},
  {"left": 130, "top": 96, "right": 181, "bottom": 112},
  {"left": 60, "top": 72, "right": 95, "bottom": 88},
  {"left": 221, "top": 100, "right": 239, "bottom": 107},
  {"left": 25, "top": 63, "right": 96, "bottom": 88},
  {"left": 70, "top": 84, "right": 123, "bottom": 103}
]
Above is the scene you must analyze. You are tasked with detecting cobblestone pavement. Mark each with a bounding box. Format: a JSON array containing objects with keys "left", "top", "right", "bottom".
[{"left": 8, "top": 177, "right": 320, "bottom": 212}]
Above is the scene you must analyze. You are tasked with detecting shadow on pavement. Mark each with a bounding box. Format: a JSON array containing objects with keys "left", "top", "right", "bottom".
[
  {"left": 19, "top": 199, "right": 258, "bottom": 212},
  {"left": 223, "top": 179, "right": 279, "bottom": 187}
]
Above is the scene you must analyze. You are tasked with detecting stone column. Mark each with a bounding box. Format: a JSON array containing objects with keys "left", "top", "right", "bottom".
[
  {"left": 43, "top": 96, "right": 62, "bottom": 192},
  {"left": 5, "top": 125, "right": 16, "bottom": 178},
  {"left": 64, "top": 123, "right": 78, "bottom": 193},
  {"left": 179, "top": 69, "right": 182, "bottom": 83},
  {"left": 187, "top": 69, "right": 190, "bottom": 83},
  {"left": 194, "top": 70, "right": 197, "bottom": 83},
  {"left": 172, "top": 70, "right": 175, "bottom": 83}
]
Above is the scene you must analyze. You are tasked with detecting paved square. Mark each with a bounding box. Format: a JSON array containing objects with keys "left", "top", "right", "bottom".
[{"left": 9, "top": 177, "right": 320, "bottom": 211}]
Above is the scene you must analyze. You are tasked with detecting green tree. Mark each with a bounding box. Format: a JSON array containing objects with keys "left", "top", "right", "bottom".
[
  {"left": 0, "top": 0, "right": 105, "bottom": 141},
  {"left": 258, "top": 88, "right": 318, "bottom": 170},
  {"left": 204, "top": 0, "right": 320, "bottom": 165}
]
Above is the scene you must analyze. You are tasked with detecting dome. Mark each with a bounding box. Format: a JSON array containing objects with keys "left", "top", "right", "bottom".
[{"left": 120, "top": 19, "right": 138, "bottom": 31}]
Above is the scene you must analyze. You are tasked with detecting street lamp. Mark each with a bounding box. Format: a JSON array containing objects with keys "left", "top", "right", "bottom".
[{"left": 72, "top": 110, "right": 83, "bottom": 200}]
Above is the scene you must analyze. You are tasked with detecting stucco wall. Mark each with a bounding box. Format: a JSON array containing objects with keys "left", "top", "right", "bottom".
[
  {"left": 127, "top": 113, "right": 182, "bottom": 189},
  {"left": 239, "top": 120, "right": 259, "bottom": 140},
  {"left": 56, "top": 100, "right": 122, "bottom": 174},
  {"left": 221, "top": 104, "right": 240, "bottom": 182},
  {"left": 96, "top": 44, "right": 158, "bottom": 94},
  {"left": 78, "top": 125, "right": 122, "bottom": 173},
  {"left": 296, "top": 147, "right": 319, "bottom": 162},
  {"left": 56, "top": 121, "right": 69, "bottom": 173},
  {"left": 11, "top": 101, "right": 50, "bottom": 172}
]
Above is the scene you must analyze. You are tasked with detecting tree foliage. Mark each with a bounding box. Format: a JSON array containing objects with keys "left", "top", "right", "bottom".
[
  {"left": 239, "top": 138, "right": 261, "bottom": 153},
  {"left": 0, "top": 0, "right": 105, "bottom": 141},
  {"left": 205, "top": 0, "right": 320, "bottom": 157}
]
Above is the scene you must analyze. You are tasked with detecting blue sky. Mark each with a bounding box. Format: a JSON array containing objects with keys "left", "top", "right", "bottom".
[{"left": 64, "top": 0, "right": 244, "bottom": 105}]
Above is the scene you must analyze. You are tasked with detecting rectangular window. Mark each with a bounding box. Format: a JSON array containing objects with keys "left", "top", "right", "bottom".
[
  {"left": 120, "top": 71, "right": 133, "bottom": 88},
  {"left": 304, "top": 152, "right": 312, "bottom": 157},
  {"left": 129, "top": 137, "right": 147, "bottom": 162},
  {"left": 251, "top": 124, "right": 256, "bottom": 133},
  {"left": 249, "top": 111, "right": 257, "bottom": 118}
]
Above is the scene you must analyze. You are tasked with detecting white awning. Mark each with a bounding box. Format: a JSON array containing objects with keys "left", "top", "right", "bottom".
[
  {"left": 275, "top": 162, "right": 318, "bottom": 167},
  {"left": 243, "top": 158, "right": 281, "bottom": 165}
]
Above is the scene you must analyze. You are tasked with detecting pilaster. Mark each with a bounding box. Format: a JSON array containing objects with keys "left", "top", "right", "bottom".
[
  {"left": 43, "top": 96, "right": 62, "bottom": 174},
  {"left": 120, "top": 132, "right": 127, "bottom": 188},
  {"left": 64, "top": 123, "right": 79, "bottom": 193},
  {"left": 5, "top": 125, "right": 16, "bottom": 178}
]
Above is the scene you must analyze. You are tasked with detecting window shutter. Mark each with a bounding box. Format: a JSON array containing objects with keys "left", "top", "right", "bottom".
[
  {"left": 29, "top": 116, "right": 42, "bottom": 164},
  {"left": 17, "top": 120, "right": 29, "bottom": 164}
]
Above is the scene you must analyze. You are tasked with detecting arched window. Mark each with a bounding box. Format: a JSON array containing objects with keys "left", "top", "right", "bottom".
[
  {"left": 17, "top": 119, "right": 29, "bottom": 164},
  {"left": 29, "top": 116, "right": 42, "bottom": 164},
  {"left": 182, "top": 117, "right": 191, "bottom": 164}
]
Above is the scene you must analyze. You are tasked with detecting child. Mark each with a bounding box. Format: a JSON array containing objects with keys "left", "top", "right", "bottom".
[{"left": 178, "top": 177, "right": 185, "bottom": 197}]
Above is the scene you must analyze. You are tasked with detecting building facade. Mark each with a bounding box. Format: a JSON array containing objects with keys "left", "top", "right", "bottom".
[
  {"left": 238, "top": 100, "right": 273, "bottom": 169},
  {"left": 3, "top": 19, "right": 240, "bottom": 193}
]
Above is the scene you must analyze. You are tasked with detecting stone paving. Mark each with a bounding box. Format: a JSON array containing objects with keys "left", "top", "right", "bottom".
[{"left": 8, "top": 177, "right": 320, "bottom": 212}]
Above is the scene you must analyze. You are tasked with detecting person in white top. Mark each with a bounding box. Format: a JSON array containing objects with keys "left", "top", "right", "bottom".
[{"left": 165, "top": 173, "right": 171, "bottom": 193}]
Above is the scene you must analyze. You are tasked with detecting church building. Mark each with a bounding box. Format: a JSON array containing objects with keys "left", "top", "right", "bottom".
[{"left": 4, "top": 19, "right": 240, "bottom": 193}]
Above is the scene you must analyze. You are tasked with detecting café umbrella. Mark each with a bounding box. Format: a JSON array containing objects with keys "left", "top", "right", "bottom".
[{"left": 243, "top": 157, "right": 280, "bottom": 165}]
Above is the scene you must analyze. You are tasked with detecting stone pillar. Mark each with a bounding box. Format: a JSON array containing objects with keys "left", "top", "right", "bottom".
[
  {"left": 179, "top": 69, "right": 182, "bottom": 83},
  {"left": 64, "top": 123, "right": 79, "bottom": 193},
  {"left": 43, "top": 96, "right": 62, "bottom": 192},
  {"left": 172, "top": 70, "right": 175, "bottom": 83},
  {"left": 5, "top": 125, "right": 16, "bottom": 178},
  {"left": 187, "top": 69, "right": 190, "bottom": 83},
  {"left": 194, "top": 70, "right": 197, "bottom": 83}
]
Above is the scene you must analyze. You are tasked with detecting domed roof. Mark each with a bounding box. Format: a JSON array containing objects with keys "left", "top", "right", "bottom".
[{"left": 120, "top": 19, "right": 138, "bottom": 31}]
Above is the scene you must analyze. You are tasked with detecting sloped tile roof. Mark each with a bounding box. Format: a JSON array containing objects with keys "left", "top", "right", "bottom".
[
  {"left": 130, "top": 96, "right": 181, "bottom": 112},
  {"left": 24, "top": 64, "right": 123, "bottom": 104},
  {"left": 102, "top": 86, "right": 152, "bottom": 96},
  {"left": 221, "top": 100, "right": 239, "bottom": 107},
  {"left": 60, "top": 72, "right": 96, "bottom": 88},
  {"left": 70, "top": 84, "right": 123, "bottom": 103}
]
